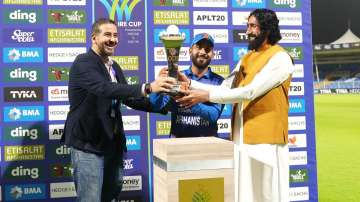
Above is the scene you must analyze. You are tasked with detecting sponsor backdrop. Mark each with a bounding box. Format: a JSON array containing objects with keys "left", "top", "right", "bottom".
[{"left": 0, "top": 0, "right": 317, "bottom": 201}]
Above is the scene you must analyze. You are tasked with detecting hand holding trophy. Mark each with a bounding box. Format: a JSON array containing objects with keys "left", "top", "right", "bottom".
[{"left": 160, "top": 25, "right": 188, "bottom": 96}]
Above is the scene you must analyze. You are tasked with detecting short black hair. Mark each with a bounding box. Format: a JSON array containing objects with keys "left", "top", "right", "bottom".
[
  {"left": 91, "top": 18, "right": 117, "bottom": 36},
  {"left": 249, "top": 9, "right": 282, "bottom": 45}
]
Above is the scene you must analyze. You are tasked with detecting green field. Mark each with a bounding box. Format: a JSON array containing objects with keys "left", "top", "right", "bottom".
[{"left": 315, "top": 94, "right": 360, "bottom": 201}]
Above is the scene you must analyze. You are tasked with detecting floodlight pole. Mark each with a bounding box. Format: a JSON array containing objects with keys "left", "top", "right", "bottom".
[{"left": 313, "top": 55, "right": 320, "bottom": 84}]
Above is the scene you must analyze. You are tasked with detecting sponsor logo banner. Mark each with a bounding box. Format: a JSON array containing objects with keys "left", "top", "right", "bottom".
[
  {"left": 232, "top": 0, "right": 265, "bottom": 8},
  {"left": 349, "top": 88, "right": 360, "bottom": 94},
  {"left": 122, "top": 175, "right": 142, "bottom": 191},
  {"left": 156, "top": 120, "right": 171, "bottom": 136},
  {"left": 154, "top": 28, "right": 190, "bottom": 44},
  {"left": 288, "top": 116, "right": 306, "bottom": 130},
  {"left": 233, "top": 46, "right": 248, "bottom": 61},
  {"left": 51, "top": 163, "right": 73, "bottom": 178},
  {"left": 118, "top": 196, "right": 143, "bottom": 202},
  {"left": 3, "top": 28, "right": 43, "bottom": 44},
  {"left": 284, "top": 46, "right": 303, "bottom": 60},
  {"left": 153, "top": 0, "right": 189, "bottom": 6},
  {"left": 4, "top": 145, "right": 45, "bottom": 161},
  {"left": 96, "top": 0, "right": 143, "bottom": 25},
  {"left": 5, "top": 184, "right": 46, "bottom": 200},
  {"left": 125, "top": 76, "right": 140, "bottom": 85},
  {"left": 3, "top": 47, "right": 43, "bottom": 63},
  {"left": 193, "top": 0, "right": 227, "bottom": 7},
  {"left": 4, "top": 87, "right": 43, "bottom": 102},
  {"left": 232, "top": 11, "right": 250, "bottom": 25},
  {"left": 153, "top": 10, "right": 189, "bottom": 25},
  {"left": 269, "top": 0, "right": 301, "bottom": 9},
  {"left": 314, "top": 89, "right": 329, "bottom": 94},
  {"left": 194, "top": 29, "right": 229, "bottom": 43},
  {"left": 111, "top": 56, "right": 139, "bottom": 71},
  {"left": 48, "top": 67, "right": 69, "bottom": 81},
  {"left": 179, "top": 178, "right": 224, "bottom": 202},
  {"left": 48, "top": 28, "right": 86, "bottom": 43},
  {"left": 211, "top": 65, "right": 230, "bottom": 78},
  {"left": 280, "top": 30, "right": 303, "bottom": 43},
  {"left": 49, "top": 124, "right": 64, "bottom": 140},
  {"left": 50, "top": 145, "right": 71, "bottom": 160},
  {"left": 217, "top": 118, "right": 231, "bottom": 133},
  {"left": 289, "top": 169, "right": 308, "bottom": 183},
  {"left": 47, "top": 47, "right": 86, "bottom": 63},
  {"left": 289, "top": 151, "right": 307, "bottom": 165},
  {"left": 154, "top": 47, "right": 190, "bottom": 62},
  {"left": 277, "top": 12, "right": 302, "bottom": 26},
  {"left": 289, "top": 82, "right": 304, "bottom": 96},
  {"left": 126, "top": 135, "right": 141, "bottom": 151},
  {"left": 48, "top": 105, "right": 70, "bottom": 121},
  {"left": 233, "top": 29, "right": 248, "bottom": 43},
  {"left": 289, "top": 187, "right": 309, "bottom": 201},
  {"left": 123, "top": 116, "right": 141, "bottom": 131},
  {"left": 124, "top": 158, "right": 135, "bottom": 170},
  {"left": 3, "top": 125, "right": 44, "bottom": 141},
  {"left": 193, "top": 11, "right": 228, "bottom": 25},
  {"left": 288, "top": 133, "right": 307, "bottom": 148},
  {"left": 47, "top": 0, "right": 86, "bottom": 5},
  {"left": 289, "top": 98, "right": 305, "bottom": 113},
  {"left": 292, "top": 64, "right": 304, "bottom": 78},
  {"left": 48, "top": 9, "right": 86, "bottom": 24},
  {"left": 3, "top": 67, "right": 42, "bottom": 82},
  {"left": 3, "top": 106, "right": 44, "bottom": 122},
  {"left": 332, "top": 89, "right": 352, "bottom": 94},
  {"left": 50, "top": 182, "right": 76, "bottom": 198},
  {"left": 3, "top": 8, "right": 42, "bottom": 24},
  {"left": 48, "top": 86, "right": 68, "bottom": 101},
  {"left": 3, "top": 0, "right": 42, "bottom": 4},
  {"left": 95, "top": 0, "right": 144, "bottom": 43},
  {"left": 4, "top": 164, "right": 43, "bottom": 180},
  {"left": 212, "top": 47, "right": 228, "bottom": 61}
]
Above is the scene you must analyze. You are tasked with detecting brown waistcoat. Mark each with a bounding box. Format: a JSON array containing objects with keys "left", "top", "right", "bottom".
[{"left": 231, "top": 45, "right": 291, "bottom": 144}]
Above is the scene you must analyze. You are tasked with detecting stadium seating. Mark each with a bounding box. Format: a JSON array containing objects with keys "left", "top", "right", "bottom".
[{"left": 314, "top": 64, "right": 360, "bottom": 89}]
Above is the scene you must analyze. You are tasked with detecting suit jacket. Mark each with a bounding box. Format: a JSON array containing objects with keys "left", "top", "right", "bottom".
[{"left": 61, "top": 49, "right": 160, "bottom": 154}]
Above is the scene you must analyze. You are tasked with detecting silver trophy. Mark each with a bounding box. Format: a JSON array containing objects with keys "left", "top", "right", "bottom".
[{"left": 160, "top": 25, "right": 186, "bottom": 96}]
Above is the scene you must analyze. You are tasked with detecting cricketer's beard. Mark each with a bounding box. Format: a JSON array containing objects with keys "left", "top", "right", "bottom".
[
  {"left": 191, "top": 54, "right": 211, "bottom": 70},
  {"left": 248, "top": 31, "right": 267, "bottom": 51}
]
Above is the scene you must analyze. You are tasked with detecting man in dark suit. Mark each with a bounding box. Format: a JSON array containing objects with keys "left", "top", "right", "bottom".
[{"left": 61, "top": 18, "right": 174, "bottom": 202}]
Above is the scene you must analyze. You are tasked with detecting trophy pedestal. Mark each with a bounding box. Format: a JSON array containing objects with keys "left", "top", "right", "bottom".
[{"left": 153, "top": 137, "right": 234, "bottom": 202}]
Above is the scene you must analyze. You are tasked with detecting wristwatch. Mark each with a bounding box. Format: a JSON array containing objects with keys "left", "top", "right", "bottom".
[{"left": 144, "top": 83, "right": 152, "bottom": 94}]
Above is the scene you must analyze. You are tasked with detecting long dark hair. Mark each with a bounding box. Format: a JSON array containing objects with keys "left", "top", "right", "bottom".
[{"left": 249, "top": 9, "right": 282, "bottom": 45}]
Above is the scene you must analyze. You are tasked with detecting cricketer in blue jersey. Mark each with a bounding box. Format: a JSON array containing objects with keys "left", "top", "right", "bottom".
[{"left": 150, "top": 33, "right": 224, "bottom": 137}]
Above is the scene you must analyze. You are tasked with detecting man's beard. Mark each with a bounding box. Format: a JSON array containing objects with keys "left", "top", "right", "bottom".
[
  {"left": 99, "top": 48, "right": 112, "bottom": 57},
  {"left": 99, "top": 42, "right": 117, "bottom": 57},
  {"left": 191, "top": 54, "right": 211, "bottom": 70},
  {"left": 248, "top": 31, "right": 267, "bottom": 51}
]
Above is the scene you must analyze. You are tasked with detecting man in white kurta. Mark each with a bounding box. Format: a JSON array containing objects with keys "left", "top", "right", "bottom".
[{"left": 177, "top": 9, "right": 294, "bottom": 202}]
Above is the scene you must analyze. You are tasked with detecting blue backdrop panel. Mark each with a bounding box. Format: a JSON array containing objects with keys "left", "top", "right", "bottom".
[{"left": 0, "top": 0, "right": 317, "bottom": 201}]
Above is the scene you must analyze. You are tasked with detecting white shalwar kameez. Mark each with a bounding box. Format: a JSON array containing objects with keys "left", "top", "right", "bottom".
[{"left": 191, "top": 51, "right": 294, "bottom": 202}]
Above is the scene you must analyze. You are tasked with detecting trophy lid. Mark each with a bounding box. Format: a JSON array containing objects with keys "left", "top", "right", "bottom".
[{"left": 160, "top": 25, "right": 185, "bottom": 48}]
